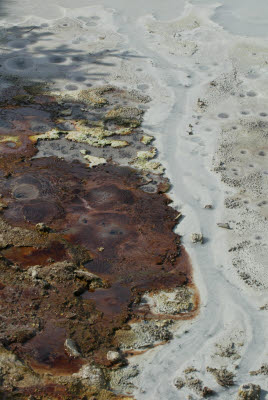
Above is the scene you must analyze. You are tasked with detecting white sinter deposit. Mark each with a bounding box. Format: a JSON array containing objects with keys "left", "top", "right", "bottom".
[{"left": 0, "top": 0, "right": 267, "bottom": 399}]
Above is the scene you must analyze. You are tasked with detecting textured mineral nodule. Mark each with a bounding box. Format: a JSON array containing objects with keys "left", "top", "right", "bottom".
[
  {"left": 0, "top": 156, "right": 194, "bottom": 397},
  {"left": 237, "top": 383, "right": 261, "bottom": 400}
]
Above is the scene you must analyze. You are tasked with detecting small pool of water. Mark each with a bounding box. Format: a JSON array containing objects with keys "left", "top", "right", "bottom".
[
  {"left": 0, "top": 0, "right": 186, "bottom": 22},
  {"left": 191, "top": 0, "right": 268, "bottom": 37}
]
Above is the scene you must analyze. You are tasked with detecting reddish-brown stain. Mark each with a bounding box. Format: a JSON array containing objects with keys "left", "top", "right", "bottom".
[
  {"left": 2, "top": 242, "right": 70, "bottom": 268},
  {"left": 0, "top": 105, "right": 55, "bottom": 172},
  {"left": 82, "top": 283, "right": 132, "bottom": 316},
  {"left": 0, "top": 158, "right": 191, "bottom": 291},
  {"left": 22, "top": 324, "right": 84, "bottom": 375},
  {"left": 4, "top": 384, "right": 69, "bottom": 400},
  {"left": 0, "top": 157, "right": 195, "bottom": 376},
  {"left": 0, "top": 85, "right": 199, "bottom": 400}
]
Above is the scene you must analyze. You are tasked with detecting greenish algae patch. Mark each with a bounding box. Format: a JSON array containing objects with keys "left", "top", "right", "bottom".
[
  {"left": 23, "top": 82, "right": 50, "bottom": 96},
  {"left": 76, "top": 126, "right": 132, "bottom": 139},
  {"left": 137, "top": 148, "right": 157, "bottom": 160},
  {"left": 130, "top": 147, "right": 165, "bottom": 174},
  {"left": 52, "top": 86, "right": 115, "bottom": 108},
  {"left": 66, "top": 130, "right": 129, "bottom": 148},
  {"left": 104, "top": 106, "right": 143, "bottom": 127},
  {"left": 78, "top": 86, "right": 115, "bottom": 107},
  {"left": 80, "top": 151, "right": 107, "bottom": 167},
  {"left": 29, "top": 129, "right": 62, "bottom": 143},
  {"left": 12, "top": 94, "right": 34, "bottom": 105},
  {"left": 141, "top": 134, "right": 154, "bottom": 145},
  {"left": 0, "top": 136, "right": 22, "bottom": 145}
]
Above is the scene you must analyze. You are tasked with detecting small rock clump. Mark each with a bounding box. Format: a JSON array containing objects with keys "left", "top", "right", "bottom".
[
  {"left": 72, "top": 363, "right": 105, "bottom": 388},
  {"left": 64, "top": 338, "right": 81, "bottom": 358},
  {"left": 237, "top": 383, "right": 261, "bottom": 400},
  {"left": 250, "top": 364, "right": 268, "bottom": 376},
  {"left": 214, "top": 342, "right": 241, "bottom": 360},
  {"left": 35, "top": 222, "right": 51, "bottom": 232},
  {"left": 175, "top": 367, "right": 214, "bottom": 397},
  {"left": 217, "top": 222, "right": 231, "bottom": 229},
  {"left": 204, "top": 204, "right": 213, "bottom": 209},
  {"left": 115, "top": 320, "right": 173, "bottom": 350},
  {"left": 109, "top": 364, "right": 140, "bottom": 394},
  {"left": 174, "top": 377, "right": 185, "bottom": 389},
  {"left": 191, "top": 233, "right": 203, "bottom": 244},
  {"left": 206, "top": 367, "right": 235, "bottom": 387},
  {"left": 107, "top": 350, "right": 122, "bottom": 364},
  {"left": 143, "top": 287, "right": 195, "bottom": 315}
]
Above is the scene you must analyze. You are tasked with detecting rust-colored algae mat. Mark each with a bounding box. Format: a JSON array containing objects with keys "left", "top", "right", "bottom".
[{"left": 0, "top": 83, "right": 198, "bottom": 399}]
